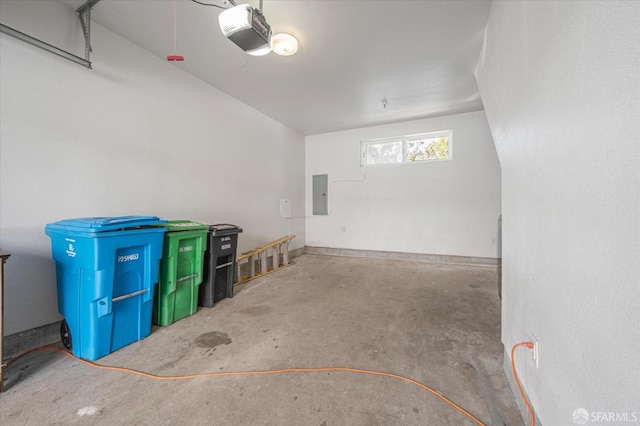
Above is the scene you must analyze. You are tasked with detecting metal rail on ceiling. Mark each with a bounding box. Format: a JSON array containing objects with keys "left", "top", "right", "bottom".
[{"left": 0, "top": 0, "right": 102, "bottom": 69}]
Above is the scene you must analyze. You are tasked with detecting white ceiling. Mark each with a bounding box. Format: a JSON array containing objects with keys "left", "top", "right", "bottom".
[{"left": 60, "top": 0, "right": 491, "bottom": 135}]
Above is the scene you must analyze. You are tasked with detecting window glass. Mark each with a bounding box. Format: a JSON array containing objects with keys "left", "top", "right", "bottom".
[
  {"left": 361, "top": 131, "right": 451, "bottom": 167},
  {"left": 365, "top": 140, "right": 403, "bottom": 165}
]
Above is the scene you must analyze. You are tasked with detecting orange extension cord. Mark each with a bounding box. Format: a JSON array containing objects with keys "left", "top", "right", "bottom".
[
  {"left": 6, "top": 345, "right": 485, "bottom": 425},
  {"left": 511, "top": 342, "right": 535, "bottom": 426}
]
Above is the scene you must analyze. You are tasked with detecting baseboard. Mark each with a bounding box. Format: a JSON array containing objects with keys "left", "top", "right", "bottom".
[
  {"left": 3, "top": 321, "right": 61, "bottom": 360},
  {"left": 289, "top": 246, "right": 306, "bottom": 260},
  {"left": 503, "top": 346, "right": 542, "bottom": 425},
  {"left": 304, "top": 246, "right": 499, "bottom": 267}
]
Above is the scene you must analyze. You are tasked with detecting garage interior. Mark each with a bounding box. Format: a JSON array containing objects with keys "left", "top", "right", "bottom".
[{"left": 1, "top": 1, "right": 638, "bottom": 425}]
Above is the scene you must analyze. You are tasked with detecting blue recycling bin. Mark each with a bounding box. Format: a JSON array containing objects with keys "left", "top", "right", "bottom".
[{"left": 45, "top": 216, "right": 167, "bottom": 360}]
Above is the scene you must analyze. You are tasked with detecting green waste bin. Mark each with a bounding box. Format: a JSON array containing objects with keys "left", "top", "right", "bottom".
[{"left": 152, "top": 220, "right": 208, "bottom": 326}]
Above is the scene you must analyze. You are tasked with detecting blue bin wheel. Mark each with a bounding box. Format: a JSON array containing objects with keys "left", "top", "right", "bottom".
[{"left": 60, "top": 319, "right": 72, "bottom": 350}]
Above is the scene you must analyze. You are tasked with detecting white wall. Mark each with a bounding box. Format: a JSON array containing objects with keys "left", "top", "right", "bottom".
[
  {"left": 305, "top": 111, "right": 501, "bottom": 258},
  {"left": 476, "top": 1, "right": 640, "bottom": 424},
  {"left": 0, "top": 0, "right": 305, "bottom": 335}
]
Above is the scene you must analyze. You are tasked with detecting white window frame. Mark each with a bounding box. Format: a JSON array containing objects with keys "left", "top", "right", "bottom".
[{"left": 360, "top": 130, "right": 452, "bottom": 167}]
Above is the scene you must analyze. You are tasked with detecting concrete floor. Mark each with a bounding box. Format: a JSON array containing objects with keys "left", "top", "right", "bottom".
[{"left": 0, "top": 254, "right": 523, "bottom": 425}]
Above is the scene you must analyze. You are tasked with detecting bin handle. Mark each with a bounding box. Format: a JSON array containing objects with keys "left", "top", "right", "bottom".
[
  {"left": 100, "top": 216, "right": 155, "bottom": 224},
  {"left": 215, "top": 262, "right": 234, "bottom": 269},
  {"left": 112, "top": 289, "right": 147, "bottom": 303},
  {"left": 176, "top": 273, "right": 199, "bottom": 283}
]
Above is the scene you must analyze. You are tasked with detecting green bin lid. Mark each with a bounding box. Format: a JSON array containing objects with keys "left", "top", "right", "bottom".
[{"left": 159, "top": 220, "right": 209, "bottom": 232}]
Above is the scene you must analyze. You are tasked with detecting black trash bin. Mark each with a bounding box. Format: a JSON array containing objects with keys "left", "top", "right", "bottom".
[{"left": 199, "top": 224, "right": 243, "bottom": 307}]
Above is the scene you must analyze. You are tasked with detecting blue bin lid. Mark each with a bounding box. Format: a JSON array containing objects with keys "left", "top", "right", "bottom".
[{"left": 46, "top": 216, "right": 168, "bottom": 233}]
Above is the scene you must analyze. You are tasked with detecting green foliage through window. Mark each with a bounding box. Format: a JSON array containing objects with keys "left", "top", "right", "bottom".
[{"left": 407, "top": 137, "right": 449, "bottom": 162}]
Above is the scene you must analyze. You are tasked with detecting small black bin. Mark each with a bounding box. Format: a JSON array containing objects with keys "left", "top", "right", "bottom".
[{"left": 199, "top": 224, "right": 243, "bottom": 308}]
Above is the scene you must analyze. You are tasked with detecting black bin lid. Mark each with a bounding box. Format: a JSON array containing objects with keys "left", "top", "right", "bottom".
[{"left": 209, "top": 224, "right": 243, "bottom": 236}]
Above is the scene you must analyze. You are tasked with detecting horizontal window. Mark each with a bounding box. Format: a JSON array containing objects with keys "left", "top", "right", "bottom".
[{"left": 361, "top": 131, "right": 452, "bottom": 167}]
